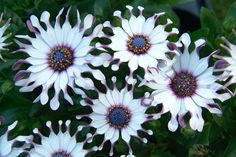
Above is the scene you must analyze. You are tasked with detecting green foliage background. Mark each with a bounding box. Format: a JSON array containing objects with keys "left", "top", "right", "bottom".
[{"left": 0, "top": 0, "right": 236, "bottom": 157}]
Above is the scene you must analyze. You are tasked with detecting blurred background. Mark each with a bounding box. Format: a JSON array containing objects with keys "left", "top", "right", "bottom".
[{"left": 0, "top": 0, "right": 236, "bottom": 157}]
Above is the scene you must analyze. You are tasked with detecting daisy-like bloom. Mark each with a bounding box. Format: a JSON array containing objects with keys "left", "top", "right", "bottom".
[
  {"left": 214, "top": 30, "right": 236, "bottom": 94},
  {"left": 0, "top": 121, "right": 32, "bottom": 157},
  {"left": 141, "top": 33, "right": 231, "bottom": 132},
  {"left": 28, "top": 120, "right": 97, "bottom": 157},
  {"left": 0, "top": 13, "right": 11, "bottom": 61},
  {"left": 77, "top": 77, "right": 159, "bottom": 156},
  {"left": 13, "top": 8, "right": 111, "bottom": 110},
  {"left": 102, "top": 5, "right": 180, "bottom": 82}
]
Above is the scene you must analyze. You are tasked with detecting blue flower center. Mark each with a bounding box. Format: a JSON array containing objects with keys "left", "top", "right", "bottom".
[
  {"left": 49, "top": 46, "right": 73, "bottom": 72},
  {"left": 52, "top": 152, "right": 70, "bottom": 157},
  {"left": 170, "top": 71, "right": 197, "bottom": 98},
  {"left": 107, "top": 106, "right": 131, "bottom": 129},
  {"left": 131, "top": 36, "right": 147, "bottom": 48},
  {"left": 128, "top": 35, "right": 150, "bottom": 54}
]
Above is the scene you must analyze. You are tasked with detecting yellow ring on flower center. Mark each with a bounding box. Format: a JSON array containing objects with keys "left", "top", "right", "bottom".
[
  {"left": 48, "top": 46, "right": 73, "bottom": 72},
  {"left": 127, "top": 34, "right": 151, "bottom": 54}
]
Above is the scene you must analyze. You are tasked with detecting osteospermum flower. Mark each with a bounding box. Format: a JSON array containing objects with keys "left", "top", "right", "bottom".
[
  {"left": 0, "top": 13, "right": 11, "bottom": 61},
  {"left": 141, "top": 33, "right": 231, "bottom": 132},
  {"left": 214, "top": 31, "right": 236, "bottom": 94},
  {"left": 28, "top": 120, "right": 96, "bottom": 157},
  {"left": 13, "top": 8, "right": 111, "bottom": 110},
  {"left": 102, "top": 5, "right": 180, "bottom": 82},
  {"left": 77, "top": 77, "right": 159, "bottom": 156},
  {"left": 0, "top": 121, "right": 32, "bottom": 157}
]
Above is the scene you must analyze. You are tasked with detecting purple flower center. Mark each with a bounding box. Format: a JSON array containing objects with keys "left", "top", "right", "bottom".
[
  {"left": 128, "top": 35, "right": 150, "bottom": 54},
  {"left": 170, "top": 71, "right": 197, "bottom": 98},
  {"left": 107, "top": 106, "right": 131, "bottom": 129},
  {"left": 49, "top": 46, "right": 73, "bottom": 72},
  {"left": 52, "top": 151, "right": 71, "bottom": 157}
]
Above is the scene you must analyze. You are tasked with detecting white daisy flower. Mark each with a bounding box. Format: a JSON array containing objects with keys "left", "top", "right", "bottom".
[
  {"left": 77, "top": 77, "right": 159, "bottom": 156},
  {"left": 0, "top": 13, "right": 11, "bottom": 61},
  {"left": 214, "top": 31, "right": 236, "bottom": 94},
  {"left": 141, "top": 33, "right": 231, "bottom": 132},
  {"left": 13, "top": 8, "right": 111, "bottom": 110},
  {"left": 102, "top": 5, "right": 180, "bottom": 82},
  {"left": 28, "top": 120, "right": 97, "bottom": 157},
  {"left": 0, "top": 121, "right": 32, "bottom": 157}
]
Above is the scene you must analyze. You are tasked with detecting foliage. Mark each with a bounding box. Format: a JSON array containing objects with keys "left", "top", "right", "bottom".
[{"left": 0, "top": 0, "right": 236, "bottom": 157}]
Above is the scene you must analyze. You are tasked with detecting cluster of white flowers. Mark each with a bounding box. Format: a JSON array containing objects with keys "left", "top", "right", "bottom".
[{"left": 0, "top": 5, "right": 235, "bottom": 157}]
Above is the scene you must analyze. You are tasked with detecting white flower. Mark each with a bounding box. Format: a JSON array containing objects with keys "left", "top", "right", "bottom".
[
  {"left": 141, "top": 33, "right": 231, "bottom": 132},
  {"left": 214, "top": 31, "right": 236, "bottom": 94},
  {"left": 13, "top": 8, "right": 111, "bottom": 110},
  {"left": 102, "top": 5, "right": 180, "bottom": 81},
  {"left": 0, "top": 13, "right": 11, "bottom": 61},
  {"left": 77, "top": 77, "right": 159, "bottom": 156},
  {"left": 0, "top": 121, "right": 32, "bottom": 157},
  {"left": 28, "top": 120, "right": 96, "bottom": 157}
]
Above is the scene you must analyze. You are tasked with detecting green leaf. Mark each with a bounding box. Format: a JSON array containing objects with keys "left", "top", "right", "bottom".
[
  {"left": 151, "top": 149, "right": 175, "bottom": 157},
  {"left": 94, "top": 0, "right": 111, "bottom": 17},
  {"left": 154, "top": 0, "right": 194, "bottom": 6},
  {"left": 200, "top": 7, "right": 222, "bottom": 47},
  {"left": 1, "top": 80, "right": 13, "bottom": 95},
  {"left": 0, "top": 59, "right": 16, "bottom": 72},
  {"left": 224, "top": 137, "right": 236, "bottom": 157},
  {"left": 34, "top": 0, "right": 43, "bottom": 9},
  {"left": 197, "top": 123, "right": 211, "bottom": 145},
  {"left": 223, "top": 2, "right": 236, "bottom": 31},
  {"left": 191, "top": 28, "right": 209, "bottom": 41}
]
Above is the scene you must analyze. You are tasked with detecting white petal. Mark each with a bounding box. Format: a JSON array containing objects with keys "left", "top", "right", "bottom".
[
  {"left": 188, "top": 51, "right": 200, "bottom": 72},
  {"left": 91, "top": 119, "right": 107, "bottom": 128},
  {"left": 128, "top": 55, "right": 138, "bottom": 71},
  {"left": 83, "top": 14, "right": 94, "bottom": 30},
  {"left": 106, "top": 90, "right": 115, "bottom": 106},
  {"left": 168, "top": 99, "right": 181, "bottom": 132},
  {"left": 113, "top": 27, "right": 129, "bottom": 41},
  {"left": 180, "top": 50, "right": 190, "bottom": 70},
  {"left": 136, "top": 14, "right": 145, "bottom": 34},
  {"left": 111, "top": 88, "right": 121, "bottom": 105},
  {"left": 92, "top": 102, "right": 107, "bottom": 114},
  {"left": 138, "top": 54, "right": 149, "bottom": 69},
  {"left": 110, "top": 130, "right": 119, "bottom": 143},
  {"left": 197, "top": 67, "right": 217, "bottom": 85},
  {"left": 148, "top": 43, "right": 168, "bottom": 60},
  {"left": 150, "top": 31, "right": 169, "bottom": 44},
  {"left": 142, "top": 16, "right": 155, "bottom": 35},
  {"left": 129, "top": 15, "right": 139, "bottom": 34},
  {"left": 184, "top": 97, "right": 204, "bottom": 132},
  {"left": 121, "top": 129, "right": 131, "bottom": 143},
  {"left": 195, "top": 88, "right": 217, "bottom": 99},
  {"left": 123, "top": 90, "right": 133, "bottom": 106},
  {"left": 193, "top": 57, "right": 209, "bottom": 76},
  {"left": 121, "top": 18, "right": 133, "bottom": 36},
  {"left": 26, "top": 57, "right": 47, "bottom": 65},
  {"left": 98, "top": 94, "right": 112, "bottom": 108},
  {"left": 59, "top": 71, "right": 68, "bottom": 90},
  {"left": 114, "top": 51, "right": 133, "bottom": 62},
  {"left": 109, "top": 37, "right": 127, "bottom": 51},
  {"left": 180, "top": 33, "right": 191, "bottom": 48},
  {"left": 105, "top": 127, "right": 115, "bottom": 140},
  {"left": 27, "top": 64, "right": 48, "bottom": 73},
  {"left": 191, "top": 94, "right": 222, "bottom": 115},
  {"left": 152, "top": 90, "right": 173, "bottom": 105},
  {"left": 97, "top": 124, "right": 110, "bottom": 134}
]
